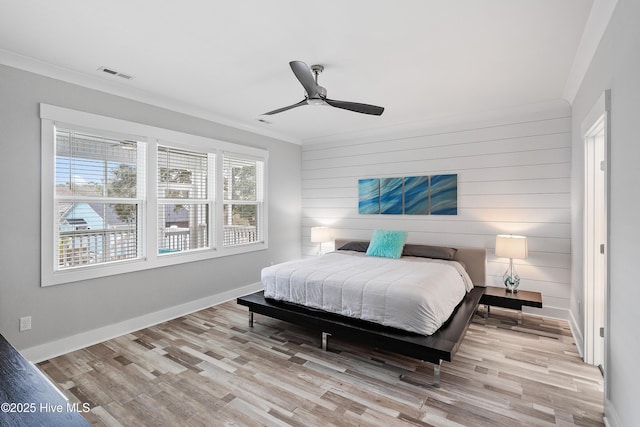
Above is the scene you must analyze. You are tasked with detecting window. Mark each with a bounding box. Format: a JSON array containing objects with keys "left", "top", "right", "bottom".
[
  {"left": 157, "top": 146, "right": 214, "bottom": 255},
  {"left": 41, "top": 104, "right": 267, "bottom": 286},
  {"left": 223, "top": 155, "right": 264, "bottom": 246},
  {"left": 55, "top": 128, "right": 145, "bottom": 269}
]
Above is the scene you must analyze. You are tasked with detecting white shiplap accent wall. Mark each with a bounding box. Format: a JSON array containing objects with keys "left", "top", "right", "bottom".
[{"left": 302, "top": 103, "right": 571, "bottom": 318}]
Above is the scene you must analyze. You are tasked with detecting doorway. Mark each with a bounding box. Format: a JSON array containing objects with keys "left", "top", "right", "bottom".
[{"left": 583, "top": 90, "right": 609, "bottom": 371}]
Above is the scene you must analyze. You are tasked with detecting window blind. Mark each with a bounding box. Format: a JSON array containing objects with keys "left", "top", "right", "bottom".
[
  {"left": 55, "top": 128, "right": 144, "bottom": 269},
  {"left": 157, "top": 146, "right": 213, "bottom": 254},
  {"left": 222, "top": 155, "right": 264, "bottom": 246}
]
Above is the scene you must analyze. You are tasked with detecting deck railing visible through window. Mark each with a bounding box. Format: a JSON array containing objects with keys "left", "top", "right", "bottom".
[
  {"left": 58, "top": 225, "right": 137, "bottom": 268},
  {"left": 59, "top": 225, "right": 261, "bottom": 267},
  {"left": 223, "top": 225, "right": 258, "bottom": 246}
]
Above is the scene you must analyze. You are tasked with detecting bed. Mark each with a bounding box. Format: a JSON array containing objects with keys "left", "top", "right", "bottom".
[{"left": 237, "top": 238, "right": 486, "bottom": 386}]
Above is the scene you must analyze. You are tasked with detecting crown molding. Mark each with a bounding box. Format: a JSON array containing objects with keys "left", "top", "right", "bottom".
[
  {"left": 562, "top": 0, "right": 619, "bottom": 104},
  {"left": 0, "top": 49, "right": 301, "bottom": 145}
]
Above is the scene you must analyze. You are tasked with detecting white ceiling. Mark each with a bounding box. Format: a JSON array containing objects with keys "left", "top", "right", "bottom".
[{"left": 0, "top": 0, "right": 595, "bottom": 144}]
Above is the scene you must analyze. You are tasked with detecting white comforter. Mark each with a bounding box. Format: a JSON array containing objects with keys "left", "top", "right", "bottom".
[{"left": 262, "top": 251, "right": 474, "bottom": 335}]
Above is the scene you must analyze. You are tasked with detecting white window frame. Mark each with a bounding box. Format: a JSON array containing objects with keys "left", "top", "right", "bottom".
[
  {"left": 222, "top": 152, "right": 266, "bottom": 248},
  {"left": 41, "top": 104, "right": 268, "bottom": 286},
  {"left": 156, "top": 143, "right": 215, "bottom": 256},
  {"left": 54, "top": 127, "right": 147, "bottom": 269}
]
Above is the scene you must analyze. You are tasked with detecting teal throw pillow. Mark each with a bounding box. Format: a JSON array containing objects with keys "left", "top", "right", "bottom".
[{"left": 365, "top": 230, "right": 408, "bottom": 259}]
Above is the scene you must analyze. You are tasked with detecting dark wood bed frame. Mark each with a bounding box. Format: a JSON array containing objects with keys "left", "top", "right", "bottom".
[{"left": 237, "top": 240, "right": 487, "bottom": 387}]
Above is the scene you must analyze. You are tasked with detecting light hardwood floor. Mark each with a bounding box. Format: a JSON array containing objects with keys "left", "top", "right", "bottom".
[{"left": 38, "top": 302, "right": 603, "bottom": 426}]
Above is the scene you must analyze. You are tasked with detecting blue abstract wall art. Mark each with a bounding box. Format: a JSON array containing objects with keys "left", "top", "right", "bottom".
[
  {"left": 430, "top": 174, "right": 458, "bottom": 215},
  {"left": 380, "top": 177, "right": 404, "bottom": 214},
  {"left": 358, "top": 174, "right": 457, "bottom": 216},
  {"left": 403, "top": 176, "right": 430, "bottom": 215},
  {"left": 358, "top": 178, "right": 380, "bottom": 214}
]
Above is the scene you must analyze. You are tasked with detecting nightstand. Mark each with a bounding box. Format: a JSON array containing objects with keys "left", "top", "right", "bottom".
[{"left": 480, "top": 286, "right": 542, "bottom": 324}]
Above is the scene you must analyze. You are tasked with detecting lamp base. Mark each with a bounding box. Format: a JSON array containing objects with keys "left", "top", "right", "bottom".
[{"left": 503, "top": 270, "right": 520, "bottom": 293}]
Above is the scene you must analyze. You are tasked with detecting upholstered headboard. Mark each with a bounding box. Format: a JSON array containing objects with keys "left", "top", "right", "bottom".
[{"left": 334, "top": 239, "right": 487, "bottom": 287}]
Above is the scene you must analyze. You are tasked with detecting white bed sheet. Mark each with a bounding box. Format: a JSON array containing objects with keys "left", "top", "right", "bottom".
[{"left": 262, "top": 251, "right": 474, "bottom": 335}]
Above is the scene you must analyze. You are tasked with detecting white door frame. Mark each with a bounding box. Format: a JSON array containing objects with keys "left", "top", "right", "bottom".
[{"left": 582, "top": 90, "right": 610, "bottom": 374}]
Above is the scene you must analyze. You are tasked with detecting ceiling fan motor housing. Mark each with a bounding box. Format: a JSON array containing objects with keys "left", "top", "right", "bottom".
[{"left": 310, "top": 64, "right": 325, "bottom": 74}]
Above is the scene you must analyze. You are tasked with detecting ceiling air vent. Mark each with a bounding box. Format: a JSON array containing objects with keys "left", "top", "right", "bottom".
[{"left": 98, "top": 66, "right": 135, "bottom": 80}]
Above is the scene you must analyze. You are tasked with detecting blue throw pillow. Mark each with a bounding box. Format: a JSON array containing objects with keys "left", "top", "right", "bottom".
[{"left": 365, "top": 230, "right": 407, "bottom": 259}]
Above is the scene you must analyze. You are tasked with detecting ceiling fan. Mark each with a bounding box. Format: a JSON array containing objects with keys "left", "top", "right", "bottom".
[{"left": 263, "top": 61, "right": 384, "bottom": 116}]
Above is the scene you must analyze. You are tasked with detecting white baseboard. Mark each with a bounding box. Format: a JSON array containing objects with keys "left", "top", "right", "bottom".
[
  {"left": 523, "top": 305, "right": 569, "bottom": 321},
  {"left": 568, "top": 308, "right": 584, "bottom": 360},
  {"left": 604, "top": 399, "right": 621, "bottom": 427},
  {"left": 22, "top": 282, "right": 263, "bottom": 363}
]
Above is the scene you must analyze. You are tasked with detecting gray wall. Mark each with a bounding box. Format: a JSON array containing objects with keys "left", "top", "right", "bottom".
[
  {"left": 570, "top": 0, "right": 639, "bottom": 425},
  {"left": 302, "top": 103, "right": 571, "bottom": 318},
  {"left": 0, "top": 65, "right": 302, "bottom": 352}
]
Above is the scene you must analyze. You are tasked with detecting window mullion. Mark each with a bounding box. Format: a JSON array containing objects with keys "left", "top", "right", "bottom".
[
  {"left": 222, "top": 199, "right": 257, "bottom": 205},
  {"left": 55, "top": 196, "right": 143, "bottom": 204},
  {"left": 147, "top": 139, "right": 158, "bottom": 260},
  {"left": 215, "top": 150, "right": 224, "bottom": 249}
]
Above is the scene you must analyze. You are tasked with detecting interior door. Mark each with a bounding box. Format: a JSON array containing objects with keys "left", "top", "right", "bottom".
[{"left": 583, "top": 93, "right": 609, "bottom": 371}]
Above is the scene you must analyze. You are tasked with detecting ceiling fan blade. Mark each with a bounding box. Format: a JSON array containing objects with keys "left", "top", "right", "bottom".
[
  {"left": 289, "top": 61, "right": 319, "bottom": 98},
  {"left": 324, "top": 98, "right": 384, "bottom": 116},
  {"left": 262, "top": 99, "right": 307, "bottom": 115}
]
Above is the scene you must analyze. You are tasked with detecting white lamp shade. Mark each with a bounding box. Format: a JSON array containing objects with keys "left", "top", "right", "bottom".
[
  {"left": 495, "top": 235, "right": 528, "bottom": 259},
  {"left": 310, "top": 226, "right": 331, "bottom": 243}
]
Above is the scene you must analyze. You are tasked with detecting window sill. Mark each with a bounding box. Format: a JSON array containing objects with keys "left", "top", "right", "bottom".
[{"left": 42, "top": 241, "right": 268, "bottom": 287}]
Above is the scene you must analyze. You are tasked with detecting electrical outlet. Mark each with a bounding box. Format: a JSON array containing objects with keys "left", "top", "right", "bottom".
[{"left": 19, "top": 316, "right": 31, "bottom": 332}]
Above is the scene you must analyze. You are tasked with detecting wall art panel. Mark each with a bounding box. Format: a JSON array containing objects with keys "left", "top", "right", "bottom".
[
  {"left": 358, "top": 178, "right": 380, "bottom": 214},
  {"left": 403, "top": 176, "right": 430, "bottom": 215},
  {"left": 430, "top": 174, "right": 458, "bottom": 215},
  {"left": 380, "top": 177, "right": 404, "bottom": 214}
]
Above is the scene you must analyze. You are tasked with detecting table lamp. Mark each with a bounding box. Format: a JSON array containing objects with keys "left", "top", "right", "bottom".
[
  {"left": 495, "top": 234, "right": 528, "bottom": 293},
  {"left": 310, "top": 226, "right": 331, "bottom": 255}
]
